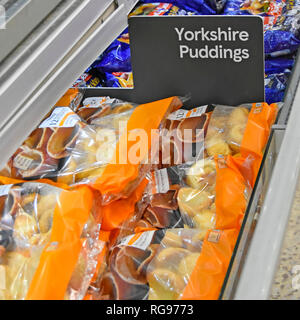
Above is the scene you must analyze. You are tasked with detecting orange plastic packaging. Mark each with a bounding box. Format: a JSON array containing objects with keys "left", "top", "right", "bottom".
[
  {"left": 94, "top": 228, "right": 238, "bottom": 300},
  {"left": 0, "top": 177, "right": 104, "bottom": 300},
  {"left": 92, "top": 96, "right": 183, "bottom": 205},
  {"left": 181, "top": 228, "right": 239, "bottom": 300},
  {"left": 214, "top": 155, "right": 251, "bottom": 230},
  {"left": 240, "top": 102, "right": 278, "bottom": 187},
  {"left": 205, "top": 102, "right": 278, "bottom": 187}
]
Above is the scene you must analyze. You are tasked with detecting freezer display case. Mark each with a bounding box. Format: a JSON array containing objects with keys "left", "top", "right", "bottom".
[{"left": 0, "top": 0, "right": 300, "bottom": 300}]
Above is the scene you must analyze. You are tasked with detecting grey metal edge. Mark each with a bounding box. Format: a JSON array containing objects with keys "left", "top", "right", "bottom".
[
  {"left": 0, "top": 0, "right": 131, "bottom": 168},
  {"left": 0, "top": 0, "right": 63, "bottom": 62}
]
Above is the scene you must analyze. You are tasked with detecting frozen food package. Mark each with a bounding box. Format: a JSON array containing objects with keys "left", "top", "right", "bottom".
[
  {"left": 224, "top": 0, "right": 300, "bottom": 56},
  {"left": 104, "top": 72, "right": 134, "bottom": 88},
  {"left": 138, "top": 1, "right": 226, "bottom": 14},
  {"left": 95, "top": 228, "right": 238, "bottom": 300},
  {"left": 157, "top": 105, "right": 214, "bottom": 168},
  {"left": 129, "top": 2, "right": 198, "bottom": 16},
  {"left": 76, "top": 96, "right": 137, "bottom": 124},
  {"left": 0, "top": 178, "right": 103, "bottom": 300},
  {"left": 265, "top": 56, "right": 295, "bottom": 74},
  {"left": 73, "top": 72, "right": 103, "bottom": 88},
  {"left": 58, "top": 96, "right": 183, "bottom": 205},
  {"left": 91, "top": 29, "right": 131, "bottom": 74},
  {"left": 0, "top": 93, "right": 85, "bottom": 181},
  {"left": 142, "top": 155, "right": 251, "bottom": 233},
  {"left": 99, "top": 178, "right": 150, "bottom": 235},
  {"left": 265, "top": 70, "right": 291, "bottom": 104},
  {"left": 204, "top": 102, "right": 278, "bottom": 185},
  {"left": 89, "top": 3, "right": 197, "bottom": 79},
  {"left": 224, "top": 0, "right": 285, "bottom": 16},
  {"left": 157, "top": 102, "right": 278, "bottom": 173}
]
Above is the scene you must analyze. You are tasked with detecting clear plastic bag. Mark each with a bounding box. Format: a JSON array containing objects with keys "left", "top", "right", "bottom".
[
  {"left": 58, "top": 96, "right": 183, "bottom": 205},
  {"left": 76, "top": 96, "right": 137, "bottom": 124},
  {"left": 157, "top": 105, "right": 214, "bottom": 169},
  {"left": 142, "top": 155, "right": 251, "bottom": 234},
  {"left": 0, "top": 180, "right": 103, "bottom": 300},
  {"left": 0, "top": 101, "right": 85, "bottom": 181},
  {"left": 95, "top": 228, "right": 238, "bottom": 300}
]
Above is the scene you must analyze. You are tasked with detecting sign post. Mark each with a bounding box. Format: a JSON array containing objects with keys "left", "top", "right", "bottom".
[{"left": 86, "top": 16, "right": 265, "bottom": 108}]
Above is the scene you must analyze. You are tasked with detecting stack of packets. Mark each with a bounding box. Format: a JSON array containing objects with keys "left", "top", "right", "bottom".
[
  {"left": 0, "top": 90, "right": 185, "bottom": 300},
  {"left": 0, "top": 88, "right": 277, "bottom": 300},
  {"left": 0, "top": 89, "right": 279, "bottom": 300},
  {"left": 83, "top": 99, "right": 278, "bottom": 300},
  {"left": 74, "top": 0, "right": 299, "bottom": 105}
]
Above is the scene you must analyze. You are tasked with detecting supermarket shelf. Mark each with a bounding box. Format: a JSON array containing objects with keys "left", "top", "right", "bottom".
[
  {"left": 0, "top": 0, "right": 138, "bottom": 169},
  {"left": 233, "top": 66, "right": 300, "bottom": 300}
]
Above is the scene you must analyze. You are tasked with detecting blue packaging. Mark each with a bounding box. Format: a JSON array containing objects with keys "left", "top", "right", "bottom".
[
  {"left": 91, "top": 3, "right": 198, "bottom": 75},
  {"left": 224, "top": 0, "right": 285, "bottom": 16},
  {"left": 91, "top": 29, "right": 131, "bottom": 74},
  {"left": 104, "top": 72, "right": 134, "bottom": 88},
  {"left": 130, "top": 2, "right": 198, "bottom": 15},
  {"left": 139, "top": 0, "right": 227, "bottom": 14},
  {"left": 224, "top": 0, "right": 300, "bottom": 56},
  {"left": 265, "top": 70, "right": 291, "bottom": 104},
  {"left": 264, "top": 12, "right": 300, "bottom": 56},
  {"left": 265, "top": 56, "right": 295, "bottom": 74}
]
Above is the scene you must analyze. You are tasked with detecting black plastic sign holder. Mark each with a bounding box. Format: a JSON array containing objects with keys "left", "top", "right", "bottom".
[{"left": 84, "top": 15, "right": 265, "bottom": 108}]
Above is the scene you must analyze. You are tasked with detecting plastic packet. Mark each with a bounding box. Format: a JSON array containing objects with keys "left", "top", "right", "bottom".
[
  {"left": 265, "top": 70, "right": 292, "bottom": 104},
  {"left": 205, "top": 103, "right": 277, "bottom": 156},
  {"left": 0, "top": 91, "right": 85, "bottom": 180},
  {"left": 76, "top": 96, "right": 137, "bottom": 124},
  {"left": 265, "top": 56, "right": 295, "bottom": 74},
  {"left": 224, "top": 0, "right": 300, "bottom": 56},
  {"left": 73, "top": 73, "right": 103, "bottom": 88},
  {"left": 90, "top": 29, "right": 131, "bottom": 75},
  {"left": 157, "top": 105, "right": 214, "bottom": 169},
  {"left": 90, "top": 3, "right": 197, "bottom": 78},
  {"left": 104, "top": 72, "right": 134, "bottom": 88},
  {"left": 141, "top": 154, "right": 252, "bottom": 233},
  {"left": 204, "top": 102, "right": 278, "bottom": 186},
  {"left": 58, "top": 96, "right": 183, "bottom": 205},
  {"left": 57, "top": 105, "right": 137, "bottom": 186},
  {"left": 129, "top": 2, "right": 198, "bottom": 16},
  {"left": 0, "top": 179, "right": 103, "bottom": 300},
  {"left": 224, "top": 0, "right": 285, "bottom": 16},
  {"left": 138, "top": 1, "right": 226, "bottom": 14},
  {"left": 95, "top": 228, "right": 238, "bottom": 300}
]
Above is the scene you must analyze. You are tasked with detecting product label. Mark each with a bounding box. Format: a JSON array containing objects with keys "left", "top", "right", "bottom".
[
  {"left": 119, "top": 231, "right": 156, "bottom": 250},
  {"left": 13, "top": 154, "right": 33, "bottom": 171},
  {"left": 39, "top": 107, "right": 80, "bottom": 128},
  {"left": 0, "top": 184, "right": 13, "bottom": 197},
  {"left": 152, "top": 169, "right": 170, "bottom": 194},
  {"left": 83, "top": 97, "right": 116, "bottom": 109},
  {"left": 168, "top": 105, "right": 208, "bottom": 120},
  {"left": 207, "top": 230, "right": 221, "bottom": 243}
]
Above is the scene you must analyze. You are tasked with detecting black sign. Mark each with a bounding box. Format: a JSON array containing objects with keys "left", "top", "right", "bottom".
[{"left": 85, "top": 16, "right": 265, "bottom": 108}]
